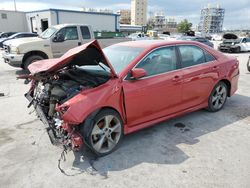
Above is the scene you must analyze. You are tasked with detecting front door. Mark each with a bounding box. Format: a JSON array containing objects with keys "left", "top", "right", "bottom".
[
  {"left": 51, "top": 26, "right": 82, "bottom": 58},
  {"left": 123, "top": 46, "right": 183, "bottom": 126}
]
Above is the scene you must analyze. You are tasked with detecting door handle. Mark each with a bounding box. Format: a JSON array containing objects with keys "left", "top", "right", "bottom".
[
  {"left": 172, "top": 75, "right": 182, "bottom": 81},
  {"left": 78, "top": 42, "right": 82, "bottom": 46}
]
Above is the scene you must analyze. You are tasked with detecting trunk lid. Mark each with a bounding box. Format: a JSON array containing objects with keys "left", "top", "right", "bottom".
[{"left": 28, "top": 40, "right": 117, "bottom": 77}]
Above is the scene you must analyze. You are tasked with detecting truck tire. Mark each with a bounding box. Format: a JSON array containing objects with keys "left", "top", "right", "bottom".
[{"left": 23, "top": 55, "right": 44, "bottom": 70}]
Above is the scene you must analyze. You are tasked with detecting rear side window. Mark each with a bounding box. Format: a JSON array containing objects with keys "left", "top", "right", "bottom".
[
  {"left": 80, "top": 26, "right": 91, "bottom": 39},
  {"left": 204, "top": 51, "right": 215, "bottom": 62},
  {"left": 178, "top": 45, "right": 205, "bottom": 68}
]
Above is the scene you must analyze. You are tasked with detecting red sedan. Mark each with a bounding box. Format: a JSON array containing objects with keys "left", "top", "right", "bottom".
[{"left": 24, "top": 40, "right": 239, "bottom": 156}]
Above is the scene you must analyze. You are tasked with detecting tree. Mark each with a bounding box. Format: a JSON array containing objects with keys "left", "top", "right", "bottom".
[{"left": 177, "top": 19, "right": 192, "bottom": 33}]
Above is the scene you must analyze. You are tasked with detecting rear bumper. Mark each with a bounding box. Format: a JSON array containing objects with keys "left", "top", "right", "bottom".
[
  {"left": 2, "top": 52, "right": 24, "bottom": 67},
  {"left": 230, "top": 73, "right": 239, "bottom": 96}
]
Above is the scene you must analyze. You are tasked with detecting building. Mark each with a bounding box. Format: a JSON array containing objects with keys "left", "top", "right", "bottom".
[
  {"left": 151, "top": 11, "right": 166, "bottom": 29},
  {"left": 0, "top": 10, "right": 28, "bottom": 32},
  {"left": 26, "top": 9, "right": 120, "bottom": 34},
  {"left": 147, "top": 11, "right": 177, "bottom": 33},
  {"left": 0, "top": 8, "right": 120, "bottom": 34},
  {"left": 165, "top": 17, "right": 177, "bottom": 33},
  {"left": 198, "top": 4, "right": 225, "bottom": 33},
  {"left": 117, "top": 9, "right": 131, "bottom": 24},
  {"left": 119, "top": 24, "right": 142, "bottom": 35},
  {"left": 131, "top": 0, "right": 147, "bottom": 26}
]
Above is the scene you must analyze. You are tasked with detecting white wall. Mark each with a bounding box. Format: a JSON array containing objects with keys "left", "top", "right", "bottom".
[
  {"left": 0, "top": 10, "right": 28, "bottom": 32},
  {"left": 58, "top": 11, "right": 118, "bottom": 32},
  {"left": 26, "top": 11, "right": 57, "bottom": 34},
  {"left": 26, "top": 10, "right": 120, "bottom": 34}
]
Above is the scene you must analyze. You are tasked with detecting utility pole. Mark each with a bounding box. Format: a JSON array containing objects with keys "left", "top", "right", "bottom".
[{"left": 14, "top": 0, "right": 17, "bottom": 11}]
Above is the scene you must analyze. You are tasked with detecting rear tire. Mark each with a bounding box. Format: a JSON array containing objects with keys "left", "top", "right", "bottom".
[
  {"left": 23, "top": 55, "right": 44, "bottom": 70},
  {"left": 81, "top": 109, "right": 124, "bottom": 157},
  {"left": 207, "top": 82, "right": 228, "bottom": 112}
]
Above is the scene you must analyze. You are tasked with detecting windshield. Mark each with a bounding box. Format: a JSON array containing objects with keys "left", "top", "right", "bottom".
[
  {"left": 40, "top": 27, "right": 57, "bottom": 39},
  {"left": 103, "top": 45, "right": 144, "bottom": 73}
]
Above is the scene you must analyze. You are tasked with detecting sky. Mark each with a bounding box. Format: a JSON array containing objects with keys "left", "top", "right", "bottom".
[{"left": 0, "top": 0, "right": 250, "bottom": 30}]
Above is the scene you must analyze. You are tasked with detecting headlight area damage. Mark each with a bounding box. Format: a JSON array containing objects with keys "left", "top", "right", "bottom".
[{"left": 22, "top": 40, "right": 117, "bottom": 151}]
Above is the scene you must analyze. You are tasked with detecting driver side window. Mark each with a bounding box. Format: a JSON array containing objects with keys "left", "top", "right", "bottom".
[
  {"left": 57, "top": 27, "right": 79, "bottom": 41},
  {"left": 136, "top": 46, "right": 178, "bottom": 77}
]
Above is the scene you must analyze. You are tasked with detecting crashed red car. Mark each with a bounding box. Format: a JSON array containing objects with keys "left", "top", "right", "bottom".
[{"left": 24, "top": 40, "right": 239, "bottom": 156}]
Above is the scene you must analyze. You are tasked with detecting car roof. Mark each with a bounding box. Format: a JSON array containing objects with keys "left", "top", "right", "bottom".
[
  {"left": 53, "top": 23, "right": 91, "bottom": 29},
  {"left": 113, "top": 40, "right": 205, "bottom": 50}
]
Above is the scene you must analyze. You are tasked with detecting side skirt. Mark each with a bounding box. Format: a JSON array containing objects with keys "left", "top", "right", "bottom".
[{"left": 124, "top": 103, "right": 208, "bottom": 134}]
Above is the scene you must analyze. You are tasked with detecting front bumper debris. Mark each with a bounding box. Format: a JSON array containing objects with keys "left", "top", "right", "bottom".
[{"left": 25, "top": 91, "right": 83, "bottom": 150}]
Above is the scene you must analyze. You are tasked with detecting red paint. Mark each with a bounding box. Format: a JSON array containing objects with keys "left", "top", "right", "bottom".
[
  {"left": 28, "top": 40, "right": 239, "bottom": 147},
  {"left": 131, "top": 68, "right": 147, "bottom": 79}
]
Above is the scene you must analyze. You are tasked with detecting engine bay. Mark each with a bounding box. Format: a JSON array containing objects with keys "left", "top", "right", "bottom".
[{"left": 32, "top": 67, "right": 110, "bottom": 118}]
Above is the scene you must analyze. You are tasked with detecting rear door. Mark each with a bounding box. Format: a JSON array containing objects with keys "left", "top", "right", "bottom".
[
  {"left": 177, "top": 45, "right": 218, "bottom": 109},
  {"left": 51, "top": 26, "right": 82, "bottom": 58},
  {"left": 123, "top": 46, "right": 183, "bottom": 126}
]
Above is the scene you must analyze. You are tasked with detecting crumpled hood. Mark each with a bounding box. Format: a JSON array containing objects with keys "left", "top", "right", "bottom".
[
  {"left": 3, "top": 37, "right": 44, "bottom": 47},
  {"left": 28, "top": 40, "right": 117, "bottom": 77}
]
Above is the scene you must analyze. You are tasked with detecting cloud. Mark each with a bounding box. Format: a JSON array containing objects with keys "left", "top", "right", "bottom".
[{"left": 0, "top": 0, "right": 249, "bottom": 29}]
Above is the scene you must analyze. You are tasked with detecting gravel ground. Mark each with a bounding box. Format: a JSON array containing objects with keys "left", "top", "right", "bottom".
[{"left": 0, "top": 47, "right": 250, "bottom": 188}]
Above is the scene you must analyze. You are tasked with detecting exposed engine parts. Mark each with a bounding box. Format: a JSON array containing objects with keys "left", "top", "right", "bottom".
[{"left": 26, "top": 67, "right": 110, "bottom": 151}]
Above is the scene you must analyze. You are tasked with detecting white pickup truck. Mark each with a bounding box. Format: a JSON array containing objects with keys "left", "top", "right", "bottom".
[{"left": 2, "top": 24, "right": 129, "bottom": 69}]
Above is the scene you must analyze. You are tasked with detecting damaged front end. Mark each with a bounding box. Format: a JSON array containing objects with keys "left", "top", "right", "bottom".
[
  {"left": 23, "top": 40, "right": 117, "bottom": 151},
  {"left": 25, "top": 73, "right": 86, "bottom": 150}
]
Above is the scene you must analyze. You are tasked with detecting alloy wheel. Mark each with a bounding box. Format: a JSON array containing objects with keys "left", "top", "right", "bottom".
[
  {"left": 211, "top": 84, "right": 227, "bottom": 110},
  {"left": 90, "top": 115, "right": 122, "bottom": 154}
]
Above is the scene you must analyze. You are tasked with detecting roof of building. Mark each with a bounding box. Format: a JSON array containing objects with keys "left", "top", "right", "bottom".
[{"left": 25, "top": 8, "right": 119, "bottom": 17}]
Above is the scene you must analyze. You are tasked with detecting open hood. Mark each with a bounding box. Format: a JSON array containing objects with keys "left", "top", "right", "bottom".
[
  {"left": 28, "top": 40, "right": 117, "bottom": 77},
  {"left": 223, "top": 33, "right": 238, "bottom": 40}
]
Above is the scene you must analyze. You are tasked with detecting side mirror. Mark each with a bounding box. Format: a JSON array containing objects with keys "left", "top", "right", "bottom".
[
  {"left": 53, "top": 33, "right": 64, "bottom": 42},
  {"left": 131, "top": 68, "right": 146, "bottom": 80}
]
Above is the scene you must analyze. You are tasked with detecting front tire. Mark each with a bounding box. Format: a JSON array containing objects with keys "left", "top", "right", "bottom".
[
  {"left": 235, "top": 46, "right": 241, "bottom": 53},
  {"left": 82, "top": 109, "right": 124, "bottom": 157},
  {"left": 23, "top": 55, "right": 44, "bottom": 70},
  {"left": 207, "top": 82, "right": 228, "bottom": 112}
]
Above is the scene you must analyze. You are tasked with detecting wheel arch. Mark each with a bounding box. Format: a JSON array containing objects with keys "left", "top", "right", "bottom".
[
  {"left": 86, "top": 106, "right": 125, "bottom": 125},
  {"left": 219, "top": 79, "right": 231, "bottom": 97},
  {"left": 21, "top": 51, "right": 49, "bottom": 68}
]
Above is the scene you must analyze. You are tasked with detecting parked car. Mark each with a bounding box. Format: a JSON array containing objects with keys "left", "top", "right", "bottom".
[
  {"left": 0, "top": 32, "right": 38, "bottom": 48},
  {"left": 2, "top": 24, "right": 130, "bottom": 70},
  {"left": 158, "top": 34, "right": 170, "bottom": 40},
  {"left": 127, "top": 33, "right": 150, "bottom": 41},
  {"left": 218, "top": 37, "right": 250, "bottom": 53},
  {"left": 178, "top": 36, "right": 214, "bottom": 48},
  {"left": 0, "top": 32, "right": 16, "bottom": 38},
  {"left": 23, "top": 40, "right": 239, "bottom": 156}
]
